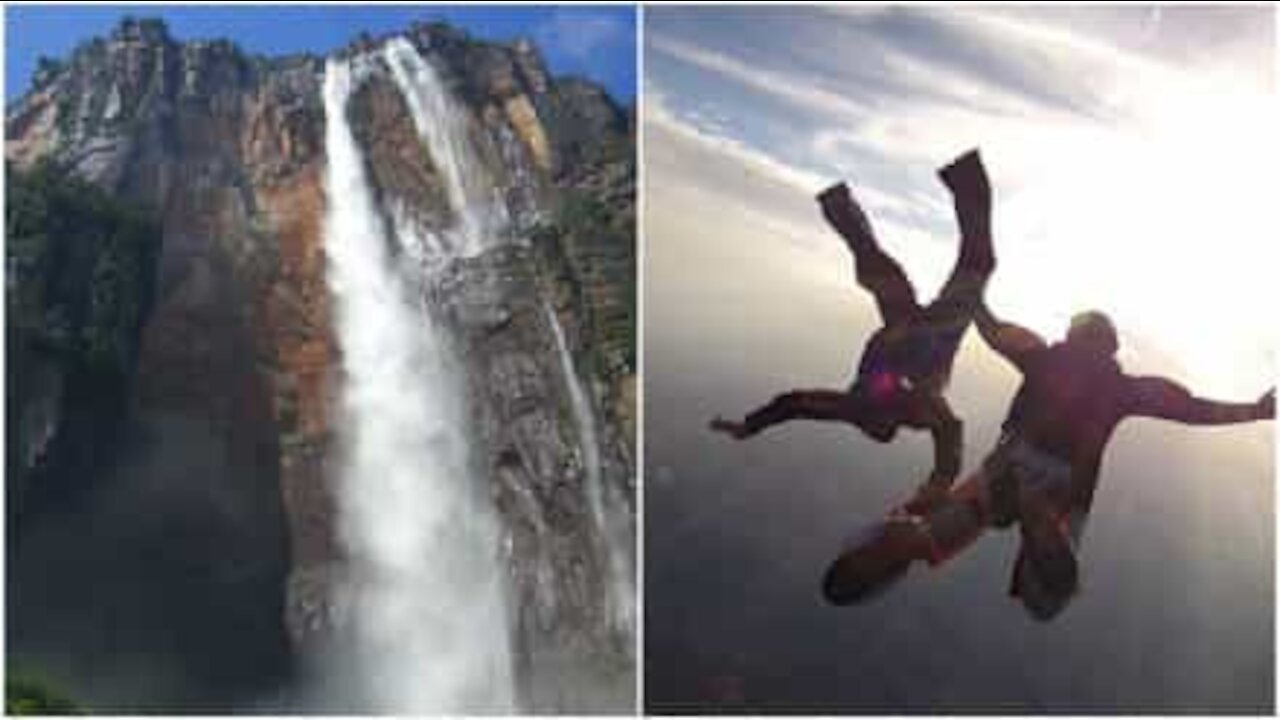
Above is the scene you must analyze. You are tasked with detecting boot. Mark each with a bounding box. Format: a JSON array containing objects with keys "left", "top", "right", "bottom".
[
  {"left": 938, "top": 148, "right": 992, "bottom": 250},
  {"left": 937, "top": 148, "right": 989, "bottom": 198},
  {"left": 817, "top": 181, "right": 874, "bottom": 249}
]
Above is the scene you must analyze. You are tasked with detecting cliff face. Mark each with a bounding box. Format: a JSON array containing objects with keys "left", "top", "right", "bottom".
[{"left": 6, "top": 17, "right": 635, "bottom": 712}]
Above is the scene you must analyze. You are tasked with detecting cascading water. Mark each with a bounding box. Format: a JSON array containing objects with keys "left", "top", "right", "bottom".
[
  {"left": 382, "top": 38, "right": 508, "bottom": 258},
  {"left": 320, "top": 35, "right": 633, "bottom": 711},
  {"left": 384, "top": 33, "right": 635, "bottom": 655},
  {"left": 542, "top": 301, "right": 636, "bottom": 643},
  {"left": 383, "top": 36, "right": 637, "bottom": 692},
  {"left": 381, "top": 36, "right": 572, "bottom": 649},
  {"left": 321, "top": 55, "right": 513, "bottom": 713}
]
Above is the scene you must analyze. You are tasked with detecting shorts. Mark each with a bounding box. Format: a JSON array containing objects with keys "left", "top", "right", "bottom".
[
  {"left": 983, "top": 436, "right": 1086, "bottom": 619},
  {"left": 985, "top": 436, "right": 1079, "bottom": 534}
]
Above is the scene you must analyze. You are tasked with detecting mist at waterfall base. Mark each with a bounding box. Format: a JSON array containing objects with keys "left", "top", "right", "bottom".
[
  {"left": 306, "top": 49, "right": 514, "bottom": 713},
  {"left": 643, "top": 128, "right": 1273, "bottom": 712}
]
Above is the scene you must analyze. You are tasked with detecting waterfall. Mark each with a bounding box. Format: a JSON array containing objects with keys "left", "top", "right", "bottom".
[
  {"left": 542, "top": 301, "right": 636, "bottom": 642},
  {"left": 382, "top": 34, "right": 637, "bottom": 685},
  {"left": 321, "top": 55, "right": 513, "bottom": 713},
  {"left": 382, "top": 37, "right": 509, "bottom": 258}
]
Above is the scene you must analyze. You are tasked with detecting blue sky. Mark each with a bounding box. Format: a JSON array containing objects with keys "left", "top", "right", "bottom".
[
  {"left": 645, "top": 5, "right": 1277, "bottom": 399},
  {"left": 5, "top": 4, "right": 636, "bottom": 102}
]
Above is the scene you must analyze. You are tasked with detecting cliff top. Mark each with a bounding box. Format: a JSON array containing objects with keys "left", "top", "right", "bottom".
[{"left": 20, "top": 15, "right": 559, "bottom": 99}]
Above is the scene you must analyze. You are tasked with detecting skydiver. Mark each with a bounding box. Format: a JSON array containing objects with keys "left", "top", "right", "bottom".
[
  {"left": 823, "top": 304, "right": 1276, "bottom": 620},
  {"left": 711, "top": 149, "right": 996, "bottom": 504}
]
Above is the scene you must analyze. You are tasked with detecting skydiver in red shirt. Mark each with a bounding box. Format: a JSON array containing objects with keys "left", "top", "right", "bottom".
[{"left": 824, "top": 304, "right": 1275, "bottom": 620}]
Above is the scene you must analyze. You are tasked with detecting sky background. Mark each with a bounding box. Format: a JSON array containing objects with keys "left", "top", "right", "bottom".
[
  {"left": 4, "top": 5, "right": 637, "bottom": 103},
  {"left": 647, "top": 4, "right": 1277, "bottom": 400},
  {"left": 645, "top": 5, "right": 1275, "bottom": 712}
]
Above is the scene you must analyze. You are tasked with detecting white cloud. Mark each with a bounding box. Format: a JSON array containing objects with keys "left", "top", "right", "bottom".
[
  {"left": 645, "top": 88, "right": 965, "bottom": 303},
  {"left": 646, "top": 85, "right": 925, "bottom": 226},
  {"left": 648, "top": 6, "right": 1278, "bottom": 396},
  {"left": 648, "top": 12, "right": 1135, "bottom": 199},
  {"left": 645, "top": 86, "right": 828, "bottom": 194},
  {"left": 648, "top": 35, "right": 871, "bottom": 124}
]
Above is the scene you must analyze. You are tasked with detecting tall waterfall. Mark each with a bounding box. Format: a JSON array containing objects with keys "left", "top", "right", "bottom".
[
  {"left": 382, "top": 37, "right": 508, "bottom": 258},
  {"left": 321, "top": 55, "right": 513, "bottom": 713},
  {"left": 542, "top": 302, "right": 635, "bottom": 642}
]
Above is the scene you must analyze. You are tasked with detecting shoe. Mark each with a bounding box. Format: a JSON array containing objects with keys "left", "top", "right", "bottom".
[
  {"left": 1019, "top": 517, "right": 1078, "bottom": 597},
  {"left": 817, "top": 182, "right": 848, "bottom": 205},
  {"left": 938, "top": 148, "right": 988, "bottom": 197},
  {"left": 817, "top": 182, "right": 872, "bottom": 240}
]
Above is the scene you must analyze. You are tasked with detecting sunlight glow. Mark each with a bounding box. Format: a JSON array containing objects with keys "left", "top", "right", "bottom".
[
  {"left": 652, "top": 8, "right": 1278, "bottom": 399},
  {"left": 993, "top": 69, "right": 1277, "bottom": 397}
]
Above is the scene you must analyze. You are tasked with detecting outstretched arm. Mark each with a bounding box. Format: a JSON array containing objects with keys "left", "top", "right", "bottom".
[
  {"left": 710, "top": 389, "right": 854, "bottom": 439},
  {"left": 974, "top": 302, "right": 1047, "bottom": 372},
  {"left": 1126, "top": 379, "right": 1274, "bottom": 425}
]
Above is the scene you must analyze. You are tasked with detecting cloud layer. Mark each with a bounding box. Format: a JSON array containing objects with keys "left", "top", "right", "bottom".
[{"left": 645, "top": 5, "right": 1277, "bottom": 396}]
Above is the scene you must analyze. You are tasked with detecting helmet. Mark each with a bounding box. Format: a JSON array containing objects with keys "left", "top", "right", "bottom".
[{"left": 1066, "top": 310, "right": 1118, "bottom": 357}]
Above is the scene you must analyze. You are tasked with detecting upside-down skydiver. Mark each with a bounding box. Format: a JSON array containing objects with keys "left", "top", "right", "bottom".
[{"left": 711, "top": 148, "right": 996, "bottom": 506}]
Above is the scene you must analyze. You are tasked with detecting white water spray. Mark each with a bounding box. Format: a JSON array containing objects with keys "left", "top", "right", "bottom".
[
  {"left": 382, "top": 38, "right": 508, "bottom": 258},
  {"left": 542, "top": 302, "right": 635, "bottom": 641},
  {"left": 322, "top": 55, "right": 513, "bottom": 713}
]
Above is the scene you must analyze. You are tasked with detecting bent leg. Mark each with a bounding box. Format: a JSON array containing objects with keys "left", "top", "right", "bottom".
[
  {"left": 821, "top": 469, "right": 993, "bottom": 606},
  {"left": 931, "top": 150, "right": 995, "bottom": 318},
  {"left": 913, "top": 468, "right": 993, "bottom": 564},
  {"left": 818, "top": 183, "right": 919, "bottom": 325},
  {"left": 911, "top": 151, "right": 997, "bottom": 379},
  {"left": 938, "top": 149, "right": 995, "bottom": 274},
  {"left": 822, "top": 516, "right": 926, "bottom": 605},
  {"left": 1010, "top": 491, "right": 1080, "bottom": 621},
  {"left": 712, "top": 389, "right": 856, "bottom": 439},
  {"left": 1011, "top": 545, "right": 1078, "bottom": 622}
]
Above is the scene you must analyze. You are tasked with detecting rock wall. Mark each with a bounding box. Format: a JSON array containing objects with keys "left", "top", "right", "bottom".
[
  {"left": 341, "top": 25, "right": 636, "bottom": 710},
  {"left": 5, "top": 16, "right": 634, "bottom": 712}
]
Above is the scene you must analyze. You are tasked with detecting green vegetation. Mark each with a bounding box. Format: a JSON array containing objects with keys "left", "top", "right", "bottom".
[
  {"left": 54, "top": 95, "right": 74, "bottom": 138},
  {"left": 532, "top": 183, "right": 636, "bottom": 381},
  {"left": 6, "top": 159, "right": 161, "bottom": 378},
  {"left": 32, "top": 56, "right": 66, "bottom": 90},
  {"left": 560, "top": 189, "right": 615, "bottom": 236},
  {"left": 5, "top": 669, "right": 81, "bottom": 715},
  {"left": 6, "top": 160, "right": 162, "bottom": 517}
]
